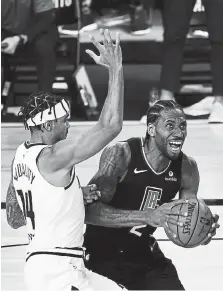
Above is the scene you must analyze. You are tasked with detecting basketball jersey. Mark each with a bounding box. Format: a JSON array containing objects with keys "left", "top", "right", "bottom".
[
  {"left": 13, "top": 142, "right": 85, "bottom": 253},
  {"left": 85, "top": 137, "right": 183, "bottom": 253}
]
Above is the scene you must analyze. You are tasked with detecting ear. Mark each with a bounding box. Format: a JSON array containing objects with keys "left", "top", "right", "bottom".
[
  {"left": 43, "top": 121, "right": 52, "bottom": 131},
  {"left": 147, "top": 123, "right": 156, "bottom": 138}
]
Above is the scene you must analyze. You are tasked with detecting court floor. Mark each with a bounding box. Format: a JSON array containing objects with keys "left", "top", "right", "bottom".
[{"left": 1, "top": 121, "right": 223, "bottom": 290}]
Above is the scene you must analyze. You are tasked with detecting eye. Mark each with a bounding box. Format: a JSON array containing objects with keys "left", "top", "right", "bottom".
[
  {"left": 180, "top": 123, "right": 187, "bottom": 130},
  {"left": 166, "top": 123, "right": 174, "bottom": 130}
]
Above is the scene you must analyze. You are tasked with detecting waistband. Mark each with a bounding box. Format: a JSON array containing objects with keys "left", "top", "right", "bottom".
[{"left": 26, "top": 247, "right": 86, "bottom": 262}]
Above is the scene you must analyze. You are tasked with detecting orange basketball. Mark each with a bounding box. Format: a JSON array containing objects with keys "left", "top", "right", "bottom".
[{"left": 164, "top": 198, "right": 213, "bottom": 248}]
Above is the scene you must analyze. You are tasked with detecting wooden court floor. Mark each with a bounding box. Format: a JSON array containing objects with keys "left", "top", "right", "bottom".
[{"left": 1, "top": 121, "right": 223, "bottom": 290}]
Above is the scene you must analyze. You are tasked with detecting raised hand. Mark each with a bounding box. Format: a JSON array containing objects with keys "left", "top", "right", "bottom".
[{"left": 86, "top": 29, "right": 122, "bottom": 71}]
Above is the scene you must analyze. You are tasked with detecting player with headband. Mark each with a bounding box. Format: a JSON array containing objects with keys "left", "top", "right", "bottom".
[{"left": 6, "top": 29, "right": 125, "bottom": 291}]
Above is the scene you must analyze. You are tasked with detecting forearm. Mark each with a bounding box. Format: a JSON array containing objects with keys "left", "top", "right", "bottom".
[
  {"left": 6, "top": 203, "right": 26, "bottom": 229},
  {"left": 6, "top": 182, "right": 26, "bottom": 229},
  {"left": 98, "top": 67, "right": 124, "bottom": 129},
  {"left": 85, "top": 202, "right": 154, "bottom": 228}
]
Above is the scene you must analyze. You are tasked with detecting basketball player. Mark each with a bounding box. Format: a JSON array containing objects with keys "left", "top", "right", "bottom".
[
  {"left": 6, "top": 29, "right": 126, "bottom": 291},
  {"left": 84, "top": 100, "right": 220, "bottom": 290}
]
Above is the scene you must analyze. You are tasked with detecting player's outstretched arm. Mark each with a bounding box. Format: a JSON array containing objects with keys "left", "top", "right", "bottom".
[
  {"left": 6, "top": 161, "right": 26, "bottom": 229},
  {"left": 42, "top": 29, "right": 124, "bottom": 174}
]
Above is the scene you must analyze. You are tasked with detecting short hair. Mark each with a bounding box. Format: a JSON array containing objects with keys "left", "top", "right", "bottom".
[
  {"left": 145, "top": 100, "right": 185, "bottom": 140},
  {"left": 18, "top": 91, "right": 68, "bottom": 130}
]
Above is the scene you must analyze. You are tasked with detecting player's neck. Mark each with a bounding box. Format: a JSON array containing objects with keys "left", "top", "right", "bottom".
[
  {"left": 144, "top": 138, "right": 170, "bottom": 172},
  {"left": 29, "top": 131, "right": 53, "bottom": 145}
]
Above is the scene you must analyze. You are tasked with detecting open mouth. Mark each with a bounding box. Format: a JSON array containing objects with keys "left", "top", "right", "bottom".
[{"left": 168, "top": 140, "right": 183, "bottom": 153}]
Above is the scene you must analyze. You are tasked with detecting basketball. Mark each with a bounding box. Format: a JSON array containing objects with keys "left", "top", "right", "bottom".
[{"left": 164, "top": 198, "right": 213, "bottom": 248}]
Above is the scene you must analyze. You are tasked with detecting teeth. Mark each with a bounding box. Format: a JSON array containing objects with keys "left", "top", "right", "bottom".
[{"left": 169, "top": 141, "right": 182, "bottom": 145}]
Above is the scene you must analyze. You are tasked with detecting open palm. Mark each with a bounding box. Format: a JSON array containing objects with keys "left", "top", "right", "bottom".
[{"left": 86, "top": 29, "right": 122, "bottom": 71}]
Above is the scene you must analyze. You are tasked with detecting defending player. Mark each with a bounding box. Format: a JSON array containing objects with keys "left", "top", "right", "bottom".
[
  {"left": 6, "top": 29, "right": 125, "bottom": 291},
  {"left": 84, "top": 100, "right": 220, "bottom": 290}
]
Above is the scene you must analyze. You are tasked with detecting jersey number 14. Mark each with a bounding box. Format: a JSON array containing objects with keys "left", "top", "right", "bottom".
[{"left": 17, "top": 190, "right": 35, "bottom": 230}]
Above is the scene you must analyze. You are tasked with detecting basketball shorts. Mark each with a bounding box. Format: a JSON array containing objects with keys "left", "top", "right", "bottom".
[
  {"left": 24, "top": 248, "right": 124, "bottom": 291},
  {"left": 85, "top": 243, "right": 184, "bottom": 290}
]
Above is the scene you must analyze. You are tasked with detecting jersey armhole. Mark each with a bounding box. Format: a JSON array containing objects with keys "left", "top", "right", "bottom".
[{"left": 65, "top": 167, "right": 76, "bottom": 190}]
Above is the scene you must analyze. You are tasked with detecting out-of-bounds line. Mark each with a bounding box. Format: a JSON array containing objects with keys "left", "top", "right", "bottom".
[{"left": 2, "top": 237, "right": 223, "bottom": 248}]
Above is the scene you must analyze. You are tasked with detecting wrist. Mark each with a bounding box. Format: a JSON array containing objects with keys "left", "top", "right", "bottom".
[
  {"left": 143, "top": 209, "right": 158, "bottom": 227},
  {"left": 108, "top": 65, "right": 123, "bottom": 74}
]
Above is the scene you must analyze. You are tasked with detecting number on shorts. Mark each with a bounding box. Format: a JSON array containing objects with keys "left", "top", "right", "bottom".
[
  {"left": 17, "top": 190, "right": 35, "bottom": 230},
  {"left": 129, "top": 225, "right": 147, "bottom": 237}
]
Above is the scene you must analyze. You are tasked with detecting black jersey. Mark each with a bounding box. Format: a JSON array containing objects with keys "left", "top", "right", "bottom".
[{"left": 84, "top": 137, "right": 183, "bottom": 253}]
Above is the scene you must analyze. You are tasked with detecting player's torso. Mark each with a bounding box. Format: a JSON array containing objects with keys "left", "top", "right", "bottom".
[
  {"left": 13, "top": 142, "right": 85, "bottom": 252},
  {"left": 85, "top": 137, "right": 182, "bottom": 252}
]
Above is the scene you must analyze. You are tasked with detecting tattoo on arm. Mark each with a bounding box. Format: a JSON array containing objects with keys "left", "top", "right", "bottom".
[
  {"left": 85, "top": 143, "right": 147, "bottom": 228},
  {"left": 6, "top": 181, "right": 26, "bottom": 229},
  {"left": 89, "top": 142, "right": 130, "bottom": 203}
]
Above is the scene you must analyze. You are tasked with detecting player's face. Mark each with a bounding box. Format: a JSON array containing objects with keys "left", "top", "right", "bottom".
[
  {"left": 154, "top": 109, "right": 187, "bottom": 160},
  {"left": 53, "top": 114, "right": 70, "bottom": 142}
]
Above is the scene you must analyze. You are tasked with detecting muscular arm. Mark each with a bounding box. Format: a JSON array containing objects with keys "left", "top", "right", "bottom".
[
  {"left": 85, "top": 142, "right": 155, "bottom": 228},
  {"left": 179, "top": 154, "right": 200, "bottom": 199},
  {"left": 6, "top": 180, "right": 26, "bottom": 229},
  {"left": 40, "top": 66, "right": 124, "bottom": 183}
]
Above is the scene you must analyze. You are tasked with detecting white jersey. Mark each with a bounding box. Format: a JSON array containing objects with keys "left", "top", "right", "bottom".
[{"left": 12, "top": 141, "right": 85, "bottom": 253}]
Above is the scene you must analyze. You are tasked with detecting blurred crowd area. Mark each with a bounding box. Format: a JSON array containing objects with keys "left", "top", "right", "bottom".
[{"left": 1, "top": 0, "right": 223, "bottom": 123}]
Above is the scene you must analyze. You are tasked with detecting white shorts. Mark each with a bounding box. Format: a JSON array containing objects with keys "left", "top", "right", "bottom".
[{"left": 24, "top": 251, "right": 124, "bottom": 291}]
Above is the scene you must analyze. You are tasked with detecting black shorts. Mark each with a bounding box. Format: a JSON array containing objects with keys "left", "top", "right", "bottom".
[{"left": 85, "top": 244, "right": 184, "bottom": 290}]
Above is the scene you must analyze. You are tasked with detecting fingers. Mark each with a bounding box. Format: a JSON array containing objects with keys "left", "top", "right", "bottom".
[
  {"left": 170, "top": 199, "right": 189, "bottom": 207},
  {"left": 85, "top": 49, "right": 99, "bottom": 63},
  {"left": 90, "top": 184, "right": 97, "bottom": 191},
  {"left": 166, "top": 216, "right": 184, "bottom": 227},
  {"left": 100, "top": 29, "right": 114, "bottom": 54},
  {"left": 164, "top": 208, "right": 188, "bottom": 217},
  {"left": 89, "top": 34, "right": 102, "bottom": 52},
  {"left": 213, "top": 214, "right": 219, "bottom": 223},
  {"left": 115, "top": 32, "right": 120, "bottom": 52},
  {"left": 202, "top": 233, "right": 213, "bottom": 245},
  {"left": 165, "top": 223, "right": 178, "bottom": 239},
  {"left": 208, "top": 222, "right": 220, "bottom": 235}
]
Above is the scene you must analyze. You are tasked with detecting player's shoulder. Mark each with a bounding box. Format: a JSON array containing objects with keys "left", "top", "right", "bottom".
[
  {"left": 182, "top": 153, "right": 198, "bottom": 173},
  {"left": 101, "top": 141, "right": 131, "bottom": 165}
]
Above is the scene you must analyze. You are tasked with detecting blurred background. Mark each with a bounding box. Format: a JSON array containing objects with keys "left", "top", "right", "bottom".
[{"left": 2, "top": 0, "right": 219, "bottom": 122}]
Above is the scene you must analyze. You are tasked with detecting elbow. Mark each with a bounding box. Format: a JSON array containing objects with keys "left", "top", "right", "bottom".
[{"left": 108, "top": 123, "right": 122, "bottom": 138}]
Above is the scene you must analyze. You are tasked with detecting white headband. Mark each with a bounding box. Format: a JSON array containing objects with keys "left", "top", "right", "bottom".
[{"left": 27, "top": 99, "right": 70, "bottom": 127}]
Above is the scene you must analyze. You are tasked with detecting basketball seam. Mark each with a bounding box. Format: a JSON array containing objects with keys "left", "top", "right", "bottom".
[
  {"left": 199, "top": 207, "right": 213, "bottom": 245},
  {"left": 185, "top": 198, "right": 199, "bottom": 247},
  {"left": 176, "top": 203, "right": 184, "bottom": 246}
]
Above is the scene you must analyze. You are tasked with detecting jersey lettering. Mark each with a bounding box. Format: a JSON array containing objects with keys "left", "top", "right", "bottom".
[
  {"left": 140, "top": 186, "right": 162, "bottom": 210},
  {"left": 17, "top": 190, "right": 35, "bottom": 230},
  {"left": 130, "top": 186, "right": 163, "bottom": 237}
]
